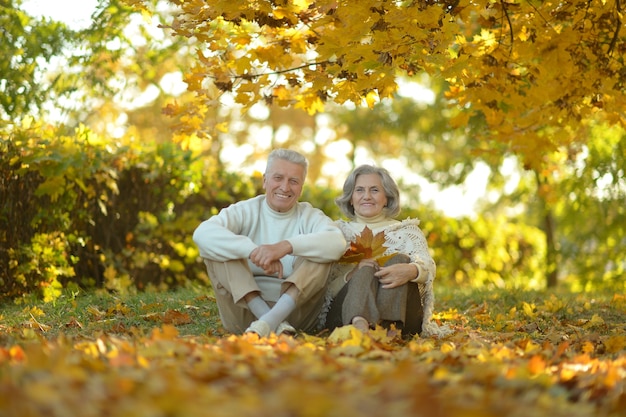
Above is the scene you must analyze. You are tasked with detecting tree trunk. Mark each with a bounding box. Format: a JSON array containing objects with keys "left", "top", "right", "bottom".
[
  {"left": 534, "top": 170, "right": 559, "bottom": 288},
  {"left": 544, "top": 209, "right": 558, "bottom": 288}
]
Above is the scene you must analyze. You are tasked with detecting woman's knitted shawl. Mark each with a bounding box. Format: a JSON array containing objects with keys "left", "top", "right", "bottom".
[{"left": 317, "top": 218, "right": 452, "bottom": 338}]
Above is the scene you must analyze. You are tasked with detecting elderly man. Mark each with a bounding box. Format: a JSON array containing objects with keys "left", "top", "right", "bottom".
[{"left": 193, "top": 148, "right": 346, "bottom": 337}]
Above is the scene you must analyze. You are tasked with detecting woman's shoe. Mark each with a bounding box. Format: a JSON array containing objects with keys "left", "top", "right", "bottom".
[{"left": 351, "top": 316, "right": 370, "bottom": 333}]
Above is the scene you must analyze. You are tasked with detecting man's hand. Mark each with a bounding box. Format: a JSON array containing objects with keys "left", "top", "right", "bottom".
[{"left": 249, "top": 241, "right": 293, "bottom": 279}]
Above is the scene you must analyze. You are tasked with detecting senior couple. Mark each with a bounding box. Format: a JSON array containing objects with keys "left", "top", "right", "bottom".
[{"left": 193, "top": 149, "right": 445, "bottom": 338}]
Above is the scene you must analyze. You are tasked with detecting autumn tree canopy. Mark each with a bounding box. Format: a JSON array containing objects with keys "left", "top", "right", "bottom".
[{"left": 129, "top": 0, "right": 626, "bottom": 168}]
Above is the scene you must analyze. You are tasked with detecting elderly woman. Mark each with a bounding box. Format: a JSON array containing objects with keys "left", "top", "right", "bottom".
[{"left": 321, "top": 164, "right": 446, "bottom": 337}]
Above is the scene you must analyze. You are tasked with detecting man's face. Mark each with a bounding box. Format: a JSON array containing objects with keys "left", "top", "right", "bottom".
[{"left": 263, "top": 159, "right": 305, "bottom": 212}]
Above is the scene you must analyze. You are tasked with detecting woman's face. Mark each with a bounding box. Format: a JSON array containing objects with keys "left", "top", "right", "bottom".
[{"left": 351, "top": 173, "right": 388, "bottom": 218}]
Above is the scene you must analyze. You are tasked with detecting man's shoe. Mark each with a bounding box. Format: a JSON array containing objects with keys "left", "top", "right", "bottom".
[
  {"left": 245, "top": 320, "right": 271, "bottom": 337},
  {"left": 276, "top": 321, "right": 296, "bottom": 336}
]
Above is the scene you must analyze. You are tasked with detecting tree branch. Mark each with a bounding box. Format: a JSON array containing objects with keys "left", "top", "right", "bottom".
[
  {"left": 500, "top": 0, "right": 515, "bottom": 55},
  {"left": 220, "top": 61, "right": 333, "bottom": 81},
  {"left": 608, "top": 0, "right": 622, "bottom": 56}
]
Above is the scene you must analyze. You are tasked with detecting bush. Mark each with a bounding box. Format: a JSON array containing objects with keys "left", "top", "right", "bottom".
[
  {"left": 0, "top": 120, "right": 262, "bottom": 299},
  {"left": 401, "top": 206, "right": 546, "bottom": 290}
]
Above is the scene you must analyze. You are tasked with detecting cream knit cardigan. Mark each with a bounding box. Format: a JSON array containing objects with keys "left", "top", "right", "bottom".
[{"left": 318, "top": 218, "right": 451, "bottom": 337}]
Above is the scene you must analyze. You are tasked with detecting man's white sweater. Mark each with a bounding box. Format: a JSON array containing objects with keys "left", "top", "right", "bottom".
[{"left": 193, "top": 195, "right": 346, "bottom": 278}]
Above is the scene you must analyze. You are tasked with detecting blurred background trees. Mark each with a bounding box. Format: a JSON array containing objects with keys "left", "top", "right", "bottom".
[{"left": 1, "top": 0, "right": 624, "bottom": 301}]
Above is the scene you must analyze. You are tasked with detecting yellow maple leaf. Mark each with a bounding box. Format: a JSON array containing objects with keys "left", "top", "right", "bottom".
[
  {"left": 603, "top": 335, "right": 626, "bottom": 354},
  {"left": 364, "top": 90, "right": 378, "bottom": 108},
  {"left": 338, "top": 226, "right": 396, "bottom": 266},
  {"left": 295, "top": 93, "right": 324, "bottom": 115},
  {"left": 150, "top": 324, "right": 179, "bottom": 341}
]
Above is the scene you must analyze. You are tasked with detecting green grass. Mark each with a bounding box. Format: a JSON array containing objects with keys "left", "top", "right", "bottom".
[
  {"left": 435, "top": 285, "right": 625, "bottom": 340},
  {"left": 0, "top": 283, "right": 223, "bottom": 345},
  {"left": 1, "top": 284, "right": 623, "bottom": 347}
]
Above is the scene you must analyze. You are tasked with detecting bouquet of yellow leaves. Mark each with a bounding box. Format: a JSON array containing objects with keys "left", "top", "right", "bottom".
[{"left": 338, "top": 226, "right": 397, "bottom": 266}]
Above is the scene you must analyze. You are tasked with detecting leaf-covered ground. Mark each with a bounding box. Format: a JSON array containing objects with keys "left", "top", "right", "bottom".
[{"left": 1, "top": 287, "right": 625, "bottom": 417}]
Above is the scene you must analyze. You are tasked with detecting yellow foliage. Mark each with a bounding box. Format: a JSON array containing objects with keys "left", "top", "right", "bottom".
[{"left": 147, "top": 0, "right": 626, "bottom": 166}]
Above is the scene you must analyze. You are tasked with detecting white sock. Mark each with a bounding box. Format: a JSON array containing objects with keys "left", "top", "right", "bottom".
[
  {"left": 248, "top": 296, "right": 271, "bottom": 319},
  {"left": 259, "top": 294, "right": 296, "bottom": 332}
]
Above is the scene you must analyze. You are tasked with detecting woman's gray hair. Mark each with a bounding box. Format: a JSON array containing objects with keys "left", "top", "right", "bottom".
[
  {"left": 266, "top": 148, "right": 308, "bottom": 178},
  {"left": 336, "top": 164, "right": 401, "bottom": 220}
]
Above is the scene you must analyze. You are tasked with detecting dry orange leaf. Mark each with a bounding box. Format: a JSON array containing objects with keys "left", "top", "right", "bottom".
[
  {"left": 163, "top": 309, "right": 192, "bottom": 325},
  {"left": 338, "top": 226, "right": 396, "bottom": 266}
]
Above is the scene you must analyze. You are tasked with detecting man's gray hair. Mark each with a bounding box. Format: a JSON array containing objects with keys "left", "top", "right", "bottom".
[{"left": 266, "top": 148, "right": 308, "bottom": 178}]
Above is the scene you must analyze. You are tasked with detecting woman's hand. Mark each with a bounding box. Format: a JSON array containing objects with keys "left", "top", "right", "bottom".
[
  {"left": 356, "top": 258, "right": 379, "bottom": 270},
  {"left": 374, "top": 263, "right": 419, "bottom": 289},
  {"left": 345, "top": 258, "right": 379, "bottom": 282}
]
